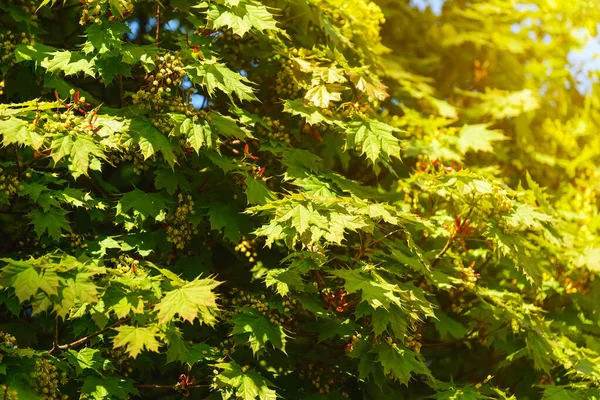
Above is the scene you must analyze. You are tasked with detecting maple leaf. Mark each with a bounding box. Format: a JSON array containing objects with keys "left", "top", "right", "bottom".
[
  {"left": 232, "top": 308, "right": 288, "bottom": 354},
  {"left": 215, "top": 362, "right": 277, "bottom": 400},
  {"left": 186, "top": 59, "right": 257, "bottom": 102},
  {"left": 264, "top": 267, "right": 305, "bottom": 297},
  {"left": 457, "top": 124, "right": 508, "bottom": 153},
  {"left": 348, "top": 70, "right": 389, "bottom": 101},
  {"left": 304, "top": 83, "right": 344, "bottom": 108},
  {"left": 54, "top": 273, "right": 101, "bottom": 318},
  {"left": 41, "top": 51, "right": 97, "bottom": 77},
  {"left": 208, "top": 202, "right": 250, "bottom": 242},
  {"left": 115, "top": 188, "right": 167, "bottom": 227},
  {"left": 282, "top": 99, "right": 341, "bottom": 126},
  {"left": 154, "top": 278, "right": 221, "bottom": 325},
  {"left": 208, "top": 111, "right": 252, "bottom": 139},
  {"left": 128, "top": 117, "right": 177, "bottom": 167},
  {"left": 0, "top": 117, "right": 45, "bottom": 149},
  {"left": 330, "top": 269, "right": 403, "bottom": 310},
  {"left": 81, "top": 375, "right": 138, "bottom": 400},
  {"left": 345, "top": 118, "right": 401, "bottom": 169},
  {"left": 50, "top": 132, "right": 106, "bottom": 178},
  {"left": 372, "top": 343, "right": 431, "bottom": 386},
  {"left": 84, "top": 21, "right": 128, "bottom": 55},
  {"left": 180, "top": 117, "right": 213, "bottom": 152},
  {"left": 154, "top": 167, "right": 191, "bottom": 195},
  {"left": 28, "top": 207, "right": 71, "bottom": 241},
  {"left": 112, "top": 325, "right": 161, "bottom": 358},
  {"left": 206, "top": 1, "right": 282, "bottom": 37},
  {"left": 243, "top": 173, "right": 276, "bottom": 205}
]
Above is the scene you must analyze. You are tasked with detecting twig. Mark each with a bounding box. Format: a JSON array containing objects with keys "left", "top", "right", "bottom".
[
  {"left": 421, "top": 323, "right": 508, "bottom": 348},
  {"left": 476, "top": 255, "right": 492, "bottom": 273},
  {"left": 14, "top": 145, "right": 21, "bottom": 178},
  {"left": 135, "top": 384, "right": 175, "bottom": 389},
  {"left": 49, "top": 316, "right": 59, "bottom": 354},
  {"left": 117, "top": 74, "right": 125, "bottom": 108},
  {"left": 55, "top": 317, "right": 130, "bottom": 351},
  {"left": 155, "top": 5, "right": 162, "bottom": 44},
  {"left": 431, "top": 234, "right": 454, "bottom": 268}
]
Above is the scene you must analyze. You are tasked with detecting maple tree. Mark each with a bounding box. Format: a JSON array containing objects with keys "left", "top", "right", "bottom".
[{"left": 0, "top": 0, "right": 600, "bottom": 399}]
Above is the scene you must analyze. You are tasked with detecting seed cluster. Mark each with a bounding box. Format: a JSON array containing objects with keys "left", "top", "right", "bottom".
[
  {"left": 297, "top": 362, "right": 347, "bottom": 394},
  {"left": 212, "top": 30, "right": 248, "bottom": 71},
  {"left": 275, "top": 59, "right": 302, "bottom": 99},
  {"left": 110, "top": 254, "right": 142, "bottom": 275},
  {"left": 234, "top": 236, "right": 258, "bottom": 264},
  {"left": 166, "top": 194, "right": 198, "bottom": 249},
  {"left": 222, "top": 289, "right": 299, "bottom": 327},
  {"left": 459, "top": 262, "right": 480, "bottom": 290},
  {"left": 31, "top": 358, "right": 68, "bottom": 400},
  {"left": 0, "top": 168, "right": 23, "bottom": 197},
  {"left": 0, "top": 31, "right": 35, "bottom": 65},
  {"left": 65, "top": 232, "right": 92, "bottom": 251},
  {"left": 108, "top": 149, "right": 150, "bottom": 175},
  {"left": 109, "top": 347, "right": 134, "bottom": 377},
  {"left": 404, "top": 329, "right": 423, "bottom": 354},
  {"left": 1, "top": 385, "right": 18, "bottom": 400},
  {"left": 0, "top": 330, "right": 17, "bottom": 349},
  {"left": 132, "top": 53, "right": 186, "bottom": 111},
  {"left": 259, "top": 117, "right": 292, "bottom": 144}
]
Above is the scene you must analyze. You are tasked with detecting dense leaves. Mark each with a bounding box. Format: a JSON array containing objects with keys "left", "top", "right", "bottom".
[{"left": 0, "top": 0, "right": 599, "bottom": 399}]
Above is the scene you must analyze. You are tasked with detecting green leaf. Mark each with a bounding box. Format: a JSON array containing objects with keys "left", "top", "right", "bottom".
[
  {"left": 304, "top": 83, "right": 344, "bottom": 108},
  {"left": 264, "top": 268, "right": 305, "bottom": 297},
  {"left": 41, "top": 51, "right": 96, "bottom": 77},
  {"left": 215, "top": 362, "right": 277, "bottom": 400},
  {"left": 154, "top": 278, "right": 221, "bottom": 325},
  {"left": 84, "top": 21, "right": 129, "bottom": 55},
  {"left": 180, "top": 117, "right": 214, "bottom": 152},
  {"left": 116, "top": 188, "right": 167, "bottom": 224},
  {"left": 208, "top": 202, "right": 248, "bottom": 242},
  {"left": 243, "top": 173, "right": 276, "bottom": 205},
  {"left": 128, "top": 117, "right": 177, "bottom": 167},
  {"left": 0, "top": 117, "right": 44, "bottom": 149},
  {"left": 208, "top": 111, "right": 252, "bottom": 139},
  {"left": 28, "top": 207, "right": 71, "bottom": 241},
  {"left": 81, "top": 375, "right": 137, "bottom": 400},
  {"left": 65, "top": 348, "right": 109, "bottom": 375},
  {"left": 372, "top": 343, "right": 431, "bottom": 386},
  {"left": 112, "top": 325, "right": 161, "bottom": 358},
  {"left": 345, "top": 118, "right": 401, "bottom": 169},
  {"left": 283, "top": 99, "right": 340, "bottom": 126},
  {"left": 186, "top": 59, "right": 257, "bottom": 102},
  {"left": 206, "top": 1, "right": 282, "bottom": 37},
  {"left": 50, "top": 132, "right": 106, "bottom": 177},
  {"left": 154, "top": 168, "right": 191, "bottom": 194},
  {"left": 330, "top": 269, "right": 403, "bottom": 310},
  {"left": 457, "top": 124, "right": 508, "bottom": 153},
  {"left": 232, "top": 308, "right": 287, "bottom": 355}
]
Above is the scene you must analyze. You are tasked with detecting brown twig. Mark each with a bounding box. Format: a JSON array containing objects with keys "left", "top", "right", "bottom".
[
  {"left": 54, "top": 317, "right": 131, "bottom": 351},
  {"left": 155, "top": 5, "right": 162, "bottom": 44},
  {"left": 14, "top": 145, "right": 21, "bottom": 178},
  {"left": 117, "top": 74, "right": 125, "bottom": 108},
  {"left": 421, "top": 323, "right": 508, "bottom": 348},
  {"left": 49, "top": 316, "right": 59, "bottom": 354},
  {"left": 431, "top": 234, "right": 454, "bottom": 268}
]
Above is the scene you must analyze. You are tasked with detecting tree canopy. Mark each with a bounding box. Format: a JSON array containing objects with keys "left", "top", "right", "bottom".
[{"left": 1, "top": 0, "right": 600, "bottom": 399}]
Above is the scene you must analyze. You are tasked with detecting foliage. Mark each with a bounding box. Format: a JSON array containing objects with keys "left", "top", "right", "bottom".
[{"left": 0, "top": 0, "right": 600, "bottom": 399}]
